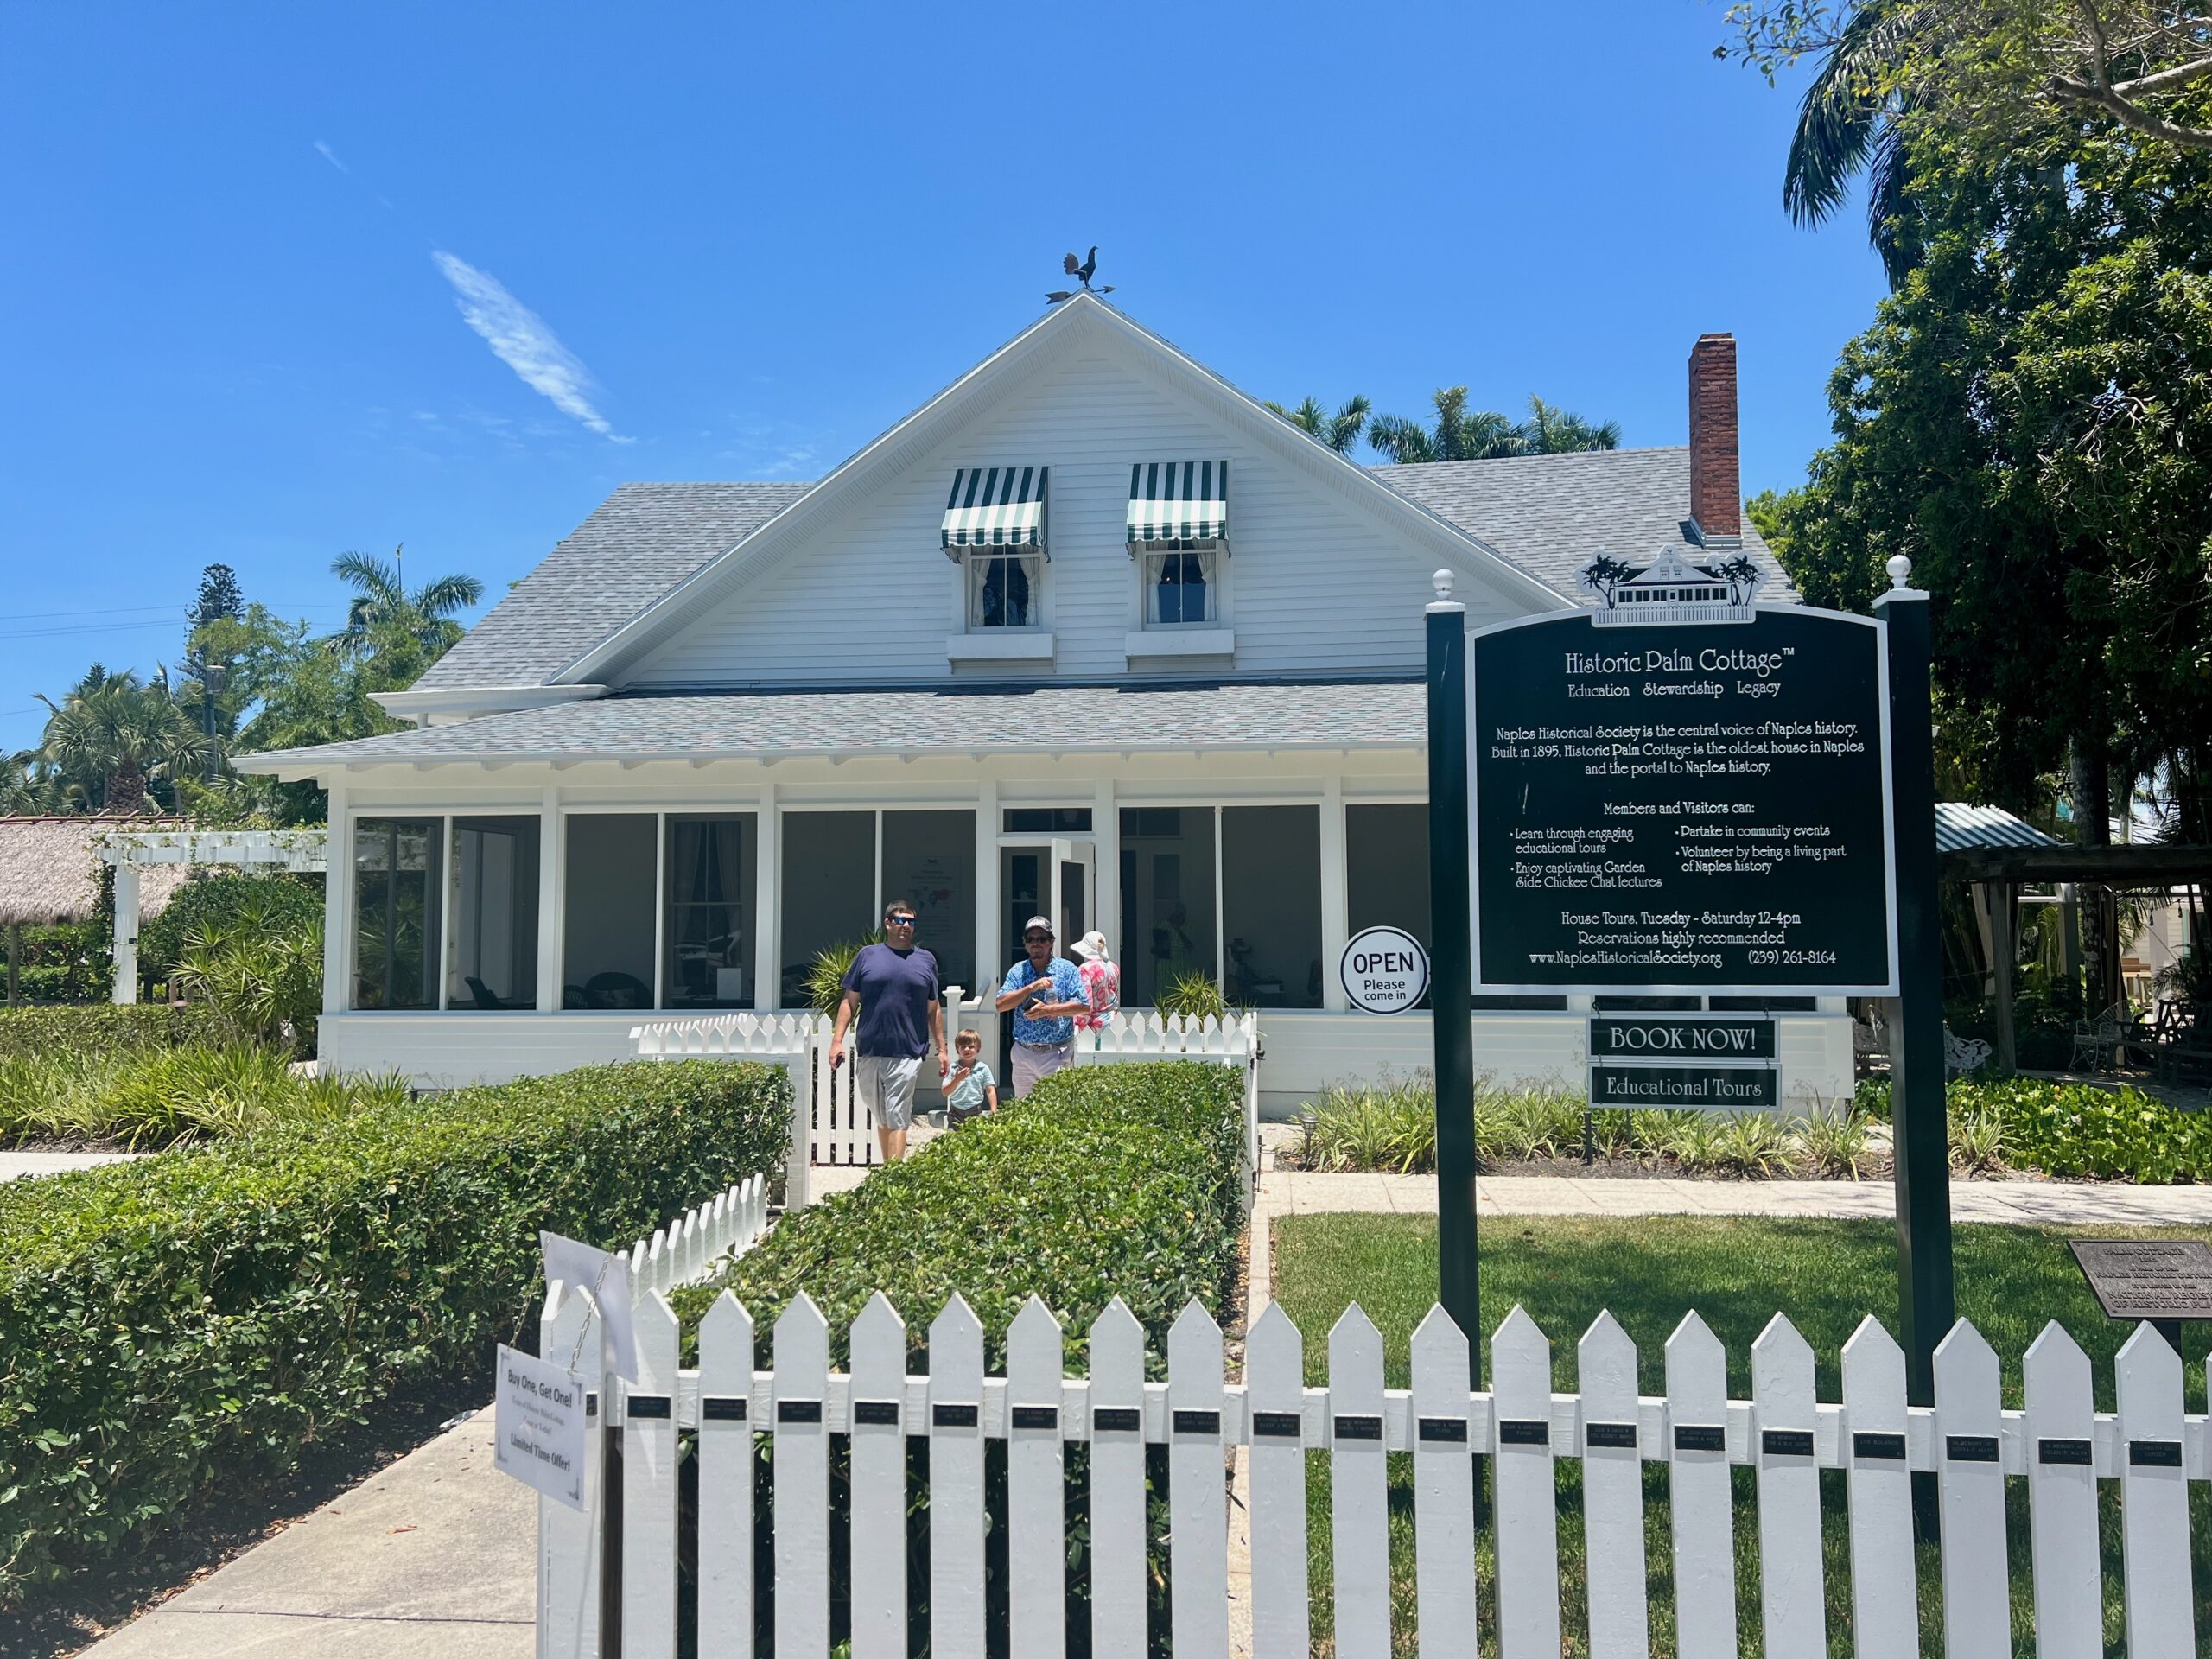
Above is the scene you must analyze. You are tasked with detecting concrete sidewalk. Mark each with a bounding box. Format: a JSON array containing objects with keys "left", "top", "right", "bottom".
[
  {"left": 1260, "top": 1167, "right": 2212, "bottom": 1226},
  {"left": 0, "top": 1149, "right": 135, "bottom": 1181},
  {"left": 79, "top": 1407, "right": 531, "bottom": 1658}
]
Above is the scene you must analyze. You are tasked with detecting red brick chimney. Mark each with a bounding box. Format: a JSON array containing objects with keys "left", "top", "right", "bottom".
[{"left": 1688, "top": 333, "right": 1740, "bottom": 547}]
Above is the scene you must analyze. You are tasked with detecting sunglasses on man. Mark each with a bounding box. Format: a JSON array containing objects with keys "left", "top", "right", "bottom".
[
  {"left": 1024, "top": 931, "right": 1052, "bottom": 944},
  {"left": 887, "top": 914, "right": 917, "bottom": 926}
]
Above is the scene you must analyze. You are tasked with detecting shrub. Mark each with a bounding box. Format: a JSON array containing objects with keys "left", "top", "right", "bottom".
[
  {"left": 1156, "top": 969, "right": 1231, "bottom": 1020},
  {"left": 138, "top": 873, "right": 321, "bottom": 987},
  {"left": 0, "top": 1058, "right": 791, "bottom": 1601},
  {"left": 0, "top": 1044, "right": 407, "bottom": 1148},
  {"left": 171, "top": 887, "right": 323, "bottom": 1053},
  {"left": 1854, "top": 1075, "right": 2210, "bottom": 1181},
  {"left": 0, "top": 1001, "right": 229, "bottom": 1061},
  {"left": 673, "top": 1059, "right": 1246, "bottom": 1364}
]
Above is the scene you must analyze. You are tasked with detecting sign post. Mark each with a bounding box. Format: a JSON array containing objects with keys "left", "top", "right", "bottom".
[
  {"left": 1875, "top": 557, "right": 1954, "bottom": 1411},
  {"left": 1426, "top": 573, "right": 1480, "bottom": 1371}
]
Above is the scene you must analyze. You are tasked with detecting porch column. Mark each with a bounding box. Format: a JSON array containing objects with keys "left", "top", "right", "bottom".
[
  {"left": 110, "top": 861, "right": 140, "bottom": 1005},
  {"left": 755, "top": 782, "right": 780, "bottom": 1009},
  {"left": 974, "top": 777, "right": 999, "bottom": 1004},
  {"left": 321, "top": 780, "right": 351, "bottom": 1015},
  {"left": 1092, "top": 778, "right": 1118, "bottom": 959},
  {"left": 1319, "top": 776, "right": 1348, "bottom": 1011},
  {"left": 536, "top": 785, "right": 561, "bottom": 1014}
]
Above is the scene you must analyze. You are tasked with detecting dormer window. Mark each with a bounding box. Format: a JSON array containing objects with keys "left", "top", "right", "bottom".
[
  {"left": 1128, "top": 461, "right": 1229, "bottom": 631},
  {"left": 942, "top": 466, "right": 1049, "bottom": 630}
]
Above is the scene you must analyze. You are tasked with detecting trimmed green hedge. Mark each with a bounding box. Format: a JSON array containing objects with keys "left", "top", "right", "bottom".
[
  {"left": 675, "top": 1059, "right": 1247, "bottom": 1366},
  {"left": 1855, "top": 1075, "right": 2210, "bottom": 1182},
  {"left": 0, "top": 1058, "right": 791, "bottom": 1602},
  {"left": 0, "top": 1001, "right": 231, "bottom": 1061}
]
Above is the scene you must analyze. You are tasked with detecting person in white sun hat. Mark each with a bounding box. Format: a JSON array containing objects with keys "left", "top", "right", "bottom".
[
  {"left": 1071, "top": 931, "right": 1120, "bottom": 1048},
  {"left": 995, "top": 915, "right": 1086, "bottom": 1096}
]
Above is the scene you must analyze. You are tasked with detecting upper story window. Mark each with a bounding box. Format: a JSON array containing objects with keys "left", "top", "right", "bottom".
[
  {"left": 942, "top": 465, "right": 1049, "bottom": 630},
  {"left": 1128, "top": 461, "right": 1228, "bottom": 628}
]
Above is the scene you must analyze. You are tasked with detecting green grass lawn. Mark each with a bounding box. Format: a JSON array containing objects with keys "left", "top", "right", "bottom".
[{"left": 1268, "top": 1214, "right": 2212, "bottom": 1657}]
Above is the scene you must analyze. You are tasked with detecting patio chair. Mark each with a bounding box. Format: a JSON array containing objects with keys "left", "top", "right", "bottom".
[
  {"left": 2069, "top": 1004, "right": 2131, "bottom": 1073},
  {"left": 1942, "top": 1025, "right": 1993, "bottom": 1078}
]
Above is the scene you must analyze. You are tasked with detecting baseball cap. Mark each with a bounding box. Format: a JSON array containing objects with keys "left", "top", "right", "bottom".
[{"left": 1022, "top": 915, "right": 1055, "bottom": 937}]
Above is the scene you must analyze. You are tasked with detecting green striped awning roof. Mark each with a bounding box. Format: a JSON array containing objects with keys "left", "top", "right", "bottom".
[
  {"left": 1127, "top": 461, "right": 1230, "bottom": 548},
  {"left": 941, "top": 466, "right": 1049, "bottom": 556}
]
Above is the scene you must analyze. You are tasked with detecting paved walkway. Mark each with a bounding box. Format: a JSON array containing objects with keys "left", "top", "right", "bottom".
[
  {"left": 1260, "top": 1168, "right": 2212, "bottom": 1226},
  {"left": 0, "top": 1148, "right": 135, "bottom": 1181},
  {"left": 78, "top": 1408, "right": 531, "bottom": 1658}
]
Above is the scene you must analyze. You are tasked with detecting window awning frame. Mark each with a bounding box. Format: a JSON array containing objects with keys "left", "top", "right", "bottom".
[
  {"left": 1127, "top": 460, "right": 1230, "bottom": 554},
  {"left": 941, "top": 466, "right": 1051, "bottom": 560}
]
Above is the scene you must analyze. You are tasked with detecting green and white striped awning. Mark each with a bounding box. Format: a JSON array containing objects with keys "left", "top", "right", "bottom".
[
  {"left": 941, "top": 466, "right": 1049, "bottom": 558},
  {"left": 1127, "top": 460, "right": 1230, "bottom": 550}
]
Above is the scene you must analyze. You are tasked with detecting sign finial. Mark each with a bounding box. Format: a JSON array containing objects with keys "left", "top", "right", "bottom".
[
  {"left": 1886, "top": 554, "right": 1914, "bottom": 589},
  {"left": 1433, "top": 569, "right": 1454, "bottom": 601}
]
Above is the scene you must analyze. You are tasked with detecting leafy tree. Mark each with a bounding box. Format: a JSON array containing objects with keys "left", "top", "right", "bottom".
[
  {"left": 34, "top": 667, "right": 209, "bottom": 813},
  {"left": 1262, "top": 395, "right": 1372, "bottom": 454}
]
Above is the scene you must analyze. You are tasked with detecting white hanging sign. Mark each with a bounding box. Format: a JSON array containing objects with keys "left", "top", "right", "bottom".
[
  {"left": 492, "top": 1343, "right": 588, "bottom": 1510},
  {"left": 1339, "top": 926, "right": 1430, "bottom": 1014}
]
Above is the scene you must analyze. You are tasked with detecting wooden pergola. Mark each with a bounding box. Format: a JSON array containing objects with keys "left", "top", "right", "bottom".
[{"left": 1939, "top": 838, "right": 2212, "bottom": 1072}]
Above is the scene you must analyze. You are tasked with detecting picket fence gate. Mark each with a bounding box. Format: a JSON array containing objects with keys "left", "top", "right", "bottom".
[
  {"left": 619, "top": 1173, "right": 772, "bottom": 1300},
  {"left": 632, "top": 1005, "right": 1262, "bottom": 1206},
  {"left": 537, "top": 1283, "right": 2207, "bottom": 1659}
]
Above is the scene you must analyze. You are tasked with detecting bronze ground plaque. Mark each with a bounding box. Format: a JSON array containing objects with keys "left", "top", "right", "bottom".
[{"left": 2067, "top": 1239, "right": 2212, "bottom": 1322}]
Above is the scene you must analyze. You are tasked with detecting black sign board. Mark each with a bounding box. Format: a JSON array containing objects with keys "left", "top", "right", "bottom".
[
  {"left": 1589, "top": 1063, "right": 1780, "bottom": 1109},
  {"left": 2067, "top": 1239, "right": 2212, "bottom": 1322},
  {"left": 1588, "top": 1014, "right": 1776, "bottom": 1062},
  {"left": 1469, "top": 607, "right": 1897, "bottom": 994}
]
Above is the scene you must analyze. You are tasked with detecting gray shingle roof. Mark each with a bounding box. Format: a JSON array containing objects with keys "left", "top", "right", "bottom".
[
  {"left": 1372, "top": 448, "right": 1796, "bottom": 605},
  {"left": 413, "top": 481, "right": 812, "bottom": 691},
  {"left": 1935, "top": 803, "right": 2062, "bottom": 853},
  {"left": 244, "top": 681, "right": 1427, "bottom": 767}
]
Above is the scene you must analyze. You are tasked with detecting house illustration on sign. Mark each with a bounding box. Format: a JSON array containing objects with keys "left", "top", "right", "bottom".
[{"left": 1579, "top": 545, "right": 1764, "bottom": 626}]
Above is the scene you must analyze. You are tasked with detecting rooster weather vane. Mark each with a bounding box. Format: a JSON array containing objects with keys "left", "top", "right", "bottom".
[{"left": 1046, "top": 247, "right": 1114, "bottom": 304}]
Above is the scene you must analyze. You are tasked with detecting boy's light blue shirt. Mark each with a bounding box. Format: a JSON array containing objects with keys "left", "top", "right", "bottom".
[{"left": 946, "top": 1058, "right": 995, "bottom": 1115}]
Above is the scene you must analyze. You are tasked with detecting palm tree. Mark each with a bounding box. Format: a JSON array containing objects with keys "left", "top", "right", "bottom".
[
  {"left": 1366, "top": 388, "right": 1521, "bottom": 464},
  {"left": 1780, "top": 2, "right": 1930, "bottom": 286},
  {"left": 1262, "top": 395, "right": 1372, "bottom": 454},
  {"left": 1516, "top": 396, "right": 1622, "bottom": 454},
  {"left": 325, "top": 547, "right": 485, "bottom": 661},
  {"left": 1577, "top": 553, "right": 1637, "bottom": 605},
  {"left": 35, "top": 666, "right": 209, "bottom": 813},
  {"left": 1369, "top": 388, "right": 1621, "bottom": 463}
]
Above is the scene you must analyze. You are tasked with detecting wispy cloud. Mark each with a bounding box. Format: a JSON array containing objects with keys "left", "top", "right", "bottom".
[
  {"left": 430, "top": 251, "right": 628, "bottom": 442},
  {"left": 314, "top": 140, "right": 349, "bottom": 175}
]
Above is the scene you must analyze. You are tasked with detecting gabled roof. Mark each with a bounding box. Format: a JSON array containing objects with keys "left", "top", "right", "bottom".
[
  {"left": 1934, "top": 803, "right": 2062, "bottom": 854},
  {"left": 1372, "top": 449, "right": 1794, "bottom": 605},
  {"left": 413, "top": 481, "right": 810, "bottom": 693}
]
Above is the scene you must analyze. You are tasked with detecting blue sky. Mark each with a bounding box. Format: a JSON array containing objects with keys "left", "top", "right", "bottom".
[{"left": 0, "top": 2, "right": 1887, "bottom": 756}]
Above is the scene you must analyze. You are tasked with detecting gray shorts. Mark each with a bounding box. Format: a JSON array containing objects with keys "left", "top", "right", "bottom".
[
  {"left": 1010, "top": 1040, "right": 1073, "bottom": 1099},
  {"left": 854, "top": 1056, "right": 923, "bottom": 1130}
]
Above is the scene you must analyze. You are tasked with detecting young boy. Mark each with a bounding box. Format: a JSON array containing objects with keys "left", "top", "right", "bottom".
[{"left": 940, "top": 1028, "right": 998, "bottom": 1127}]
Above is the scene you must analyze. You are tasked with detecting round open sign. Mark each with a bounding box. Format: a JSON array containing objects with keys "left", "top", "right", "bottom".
[{"left": 1339, "top": 926, "right": 1430, "bottom": 1014}]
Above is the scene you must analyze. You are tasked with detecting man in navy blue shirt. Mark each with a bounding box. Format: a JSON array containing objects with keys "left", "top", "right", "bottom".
[
  {"left": 829, "top": 899, "right": 946, "bottom": 1161},
  {"left": 995, "top": 915, "right": 1086, "bottom": 1097}
]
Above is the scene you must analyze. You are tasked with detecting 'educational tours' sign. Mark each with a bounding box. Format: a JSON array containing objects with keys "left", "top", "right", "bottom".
[{"left": 1470, "top": 561, "right": 1898, "bottom": 995}]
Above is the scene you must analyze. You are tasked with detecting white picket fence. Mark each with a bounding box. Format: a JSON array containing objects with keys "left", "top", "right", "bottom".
[
  {"left": 632, "top": 1003, "right": 1263, "bottom": 1206},
  {"left": 537, "top": 1284, "right": 2206, "bottom": 1659},
  {"left": 618, "top": 1173, "right": 772, "bottom": 1300}
]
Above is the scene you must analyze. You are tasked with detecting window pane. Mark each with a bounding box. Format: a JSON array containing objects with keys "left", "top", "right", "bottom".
[
  {"left": 779, "top": 811, "right": 876, "bottom": 1008},
  {"left": 1347, "top": 804, "right": 1430, "bottom": 1011},
  {"left": 969, "top": 554, "right": 1037, "bottom": 628},
  {"left": 564, "top": 815, "right": 657, "bottom": 1009},
  {"left": 353, "top": 818, "right": 441, "bottom": 1010},
  {"left": 1147, "top": 551, "right": 1213, "bottom": 625},
  {"left": 1117, "top": 808, "right": 1217, "bottom": 1007},
  {"left": 1222, "top": 806, "right": 1323, "bottom": 1009},
  {"left": 666, "top": 815, "right": 756, "bottom": 1011},
  {"left": 880, "top": 810, "right": 975, "bottom": 992},
  {"left": 449, "top": 817, "right": 540, "bottom": 1010},
  {"left": 1001, "top": 808, "right": 1092, "bottom": 834}
]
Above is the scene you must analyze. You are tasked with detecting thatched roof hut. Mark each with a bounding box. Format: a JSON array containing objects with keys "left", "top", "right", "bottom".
[{"left": 0, "top": 817, "right": 195, "bottom": 928}]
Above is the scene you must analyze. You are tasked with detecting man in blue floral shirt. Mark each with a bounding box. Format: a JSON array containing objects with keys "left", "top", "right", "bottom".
[{"left": 995, "top": 915, "right": 1086, "bottom": 1097}]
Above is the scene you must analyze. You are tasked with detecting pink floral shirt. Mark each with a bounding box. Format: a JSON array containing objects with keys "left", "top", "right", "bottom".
[{"left": 1076, "top": 959, "right": 1121, "bottom": 1030}]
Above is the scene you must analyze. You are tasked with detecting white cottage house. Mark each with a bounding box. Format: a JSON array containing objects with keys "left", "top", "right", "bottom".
[{"left": 244, "top": 296, "right": 1854, "bottom": 1110}]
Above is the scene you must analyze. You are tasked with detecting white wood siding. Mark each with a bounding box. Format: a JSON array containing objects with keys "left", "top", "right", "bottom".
[{"left": 626, "top": 349, "right": 1529, "bottom": 687}]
